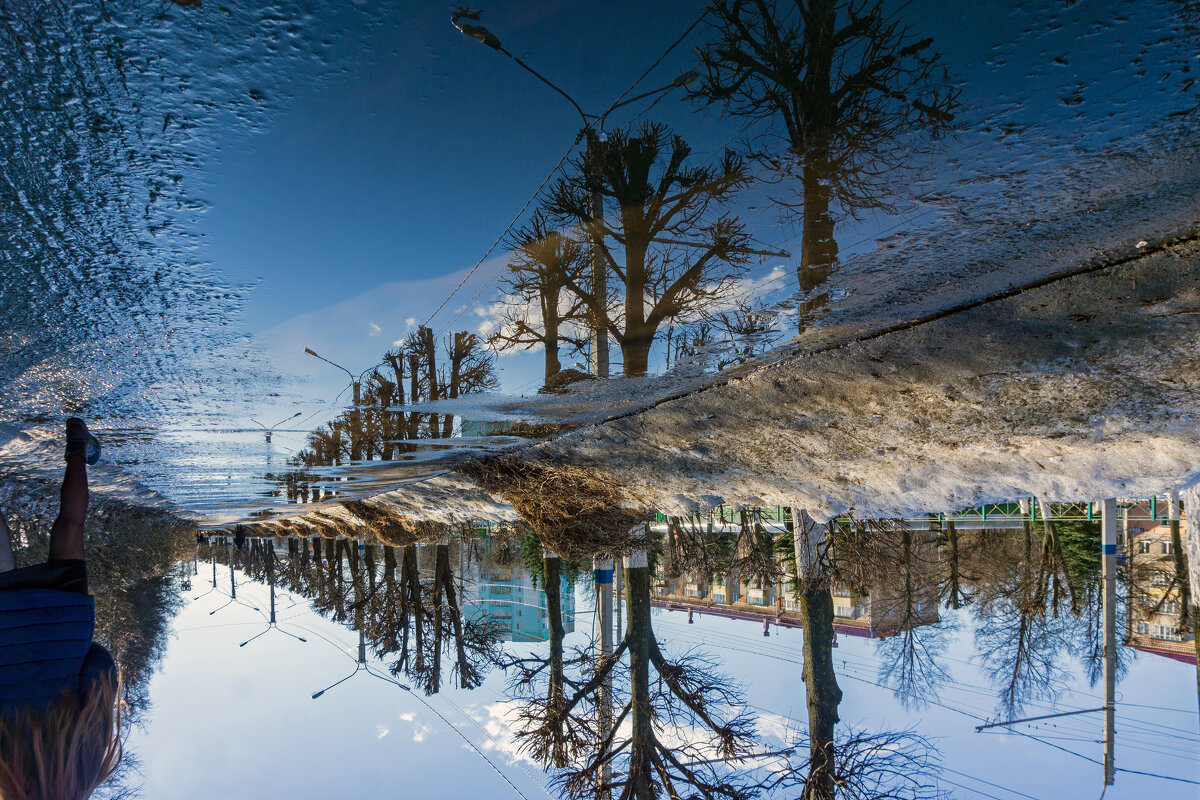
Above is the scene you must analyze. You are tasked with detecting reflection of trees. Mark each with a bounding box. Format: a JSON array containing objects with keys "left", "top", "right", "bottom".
[
  {"left": 502, "top": 526, "right": 945, "bottom": 799},
  {"left": 693, "top": 0, "right": 958, "bottom": 327},
  {"left": 853, "top": 522, "right": 954, "bottom": 712},
  {"left": 231, "top": 535, "right": 502, "bottom": 696},
  {"left": 503, "top": 548, "right": 582, "bottom": 769},
  {"left": 964, "top": 518, "right": 1127, "bottom": 718},
  {"left": 664, "top": 509, "right": 779, "bottom": 589},
  {"left": 421, "top": 541, "right": 503, "bottom": 693},
  {"left": 769, "top": 728, "right": 945, "bottom": 800},
  {"left": 510, "top": 550, "right": 760, "bottom": 799},
  {"left": 488, "top": 209, "right": 589, "bottom": 383},
  {"left": 547, "top": 122, "right": 760, "bottom": 376}
]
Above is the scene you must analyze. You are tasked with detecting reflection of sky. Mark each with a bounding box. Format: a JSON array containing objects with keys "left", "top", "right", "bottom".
[
  {"left": 6, "top": 0, "right": 1198, "bottom": 517},
  {"left": 127, "top": 565, "right": 1199, "bottom": 799}
]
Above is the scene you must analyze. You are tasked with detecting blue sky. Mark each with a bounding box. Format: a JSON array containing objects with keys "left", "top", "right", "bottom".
[
  {"left": 128, "top": 564, "right": 1200, "bottom": 799},
  {"left": 192, "top": 0, "right": 1198, "bottom": 422}
]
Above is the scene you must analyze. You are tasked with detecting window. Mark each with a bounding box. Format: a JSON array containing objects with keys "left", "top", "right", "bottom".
[
  {"left": 1161, "top": 541, "right": 1175, "bottom": 555},
  {"left": 1137, "top": 621, "right": 1150, "bottom": 634},
  {"left": 1137, "top": 541, "right": 1151, "bottom": 554},
  {"left": 834, "top": 605, "right": 855, "bottom": 618},
  {"left": 1152, "top": 624, "right": 1180, "bottom": 641}
]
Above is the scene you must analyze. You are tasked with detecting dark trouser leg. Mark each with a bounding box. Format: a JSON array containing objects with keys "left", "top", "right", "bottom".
[
  {"left": 0, "top": 511, "right": 14, "bottom": 572},
  {"left": 49, "top": 454, "right": 87, "bottom": 561}
]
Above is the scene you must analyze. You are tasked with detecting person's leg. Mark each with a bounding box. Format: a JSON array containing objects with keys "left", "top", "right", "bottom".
[
  {"left": 48, "top": 453, "right": 87, "bottom": 562},
  {"left": 0, "top": 510, "right": 15, "bottom": 572}
]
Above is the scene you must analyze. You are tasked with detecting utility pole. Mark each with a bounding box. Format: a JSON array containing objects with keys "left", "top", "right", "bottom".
[
  {"left": 593, "top": 555, "right": 614, "bottom": 800},
  {"left": 1101, "top": 498, "right": 1117, "bottom": 787},
  {"left": 585, "top": 130, "right": 609, "bottom": 378},
  {"left": 451, "top": 10, "right": 696, "bottom": 380},
  {"left": 614, "top": 552, "right": 623, "bottom": 644}
]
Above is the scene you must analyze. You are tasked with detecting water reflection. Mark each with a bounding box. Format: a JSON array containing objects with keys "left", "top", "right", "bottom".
[
  {"left": 3, "top": 0, "right": 1200, "bottom": 797},
  {"left": 693, "top": 0, "right": 959, "bottom": 328},
  {"left": 167, "top": 501, "right": 1197, "bottom": 798}
]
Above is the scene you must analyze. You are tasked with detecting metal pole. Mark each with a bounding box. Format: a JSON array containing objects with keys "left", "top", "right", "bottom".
[
  {"left": 614, "top": 554, "right": 623, "bottom": 643},
  {"left": 593, "top": 556, "right": 613, "bottom": 800},
  {"left": 1101, "top": 498, "right": 1117, "bottom": 787},
  {"left": 586, "top": 130, "right": 609, "bottom": 378}
]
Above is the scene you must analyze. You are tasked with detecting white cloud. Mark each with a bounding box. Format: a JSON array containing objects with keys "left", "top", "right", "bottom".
[
  {"left": 376, "top": 724, "right": 390, "bottom": 740},
  {"left": 411, "top": 722, "right": 432, "bottom": 743},
  {"left": 368, "top": 321, "right": 382, "bottom": 337}
]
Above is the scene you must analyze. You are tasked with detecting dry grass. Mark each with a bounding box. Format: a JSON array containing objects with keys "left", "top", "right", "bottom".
[{"left": 457, "top": 457, "right": 650, "bottom": 559}]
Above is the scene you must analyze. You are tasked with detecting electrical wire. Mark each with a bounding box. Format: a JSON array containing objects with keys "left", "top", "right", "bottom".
[{"left": 426, "top": 7, "right": 711, "bottom": 339}]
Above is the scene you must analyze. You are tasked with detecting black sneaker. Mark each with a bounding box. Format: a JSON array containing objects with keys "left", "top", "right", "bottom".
[{"left": 65, "top": 417, "right": 101, "bottom": 465}]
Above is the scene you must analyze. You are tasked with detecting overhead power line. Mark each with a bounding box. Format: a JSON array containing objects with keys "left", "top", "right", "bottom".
[{"left": 424, "top": 7, "right": 711, "bottom": 337}]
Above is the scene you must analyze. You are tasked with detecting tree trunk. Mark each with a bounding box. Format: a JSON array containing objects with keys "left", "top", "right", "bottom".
[
  {"left": 543, "top": 292, "right": 562, "bottom": 380},
  {"left": 543, "top": 552, "right": 567, "bottom": 765},
  {"left": 1170, "top": 519, "right": 1191, "bottom": 624},
  {"left": 347, "top": 409, "right": 363, "bottom": 461},
  {"left": 437, "top": 543, "right": 472, "bottom": 690},
  {"left": 623, "top": 216, "right": 651, "bottom": 377},
  {"left": 790, "top": 508, "right": 841, "bottom": 800},
  {"left": 796, "top": 0, "right": 838, "bottom": 329},
  {"left": 946, "top": 518, "right": 962, "bottom": 608},
  {"left": 621, "top": 329, "right": 653, "bottom": 377},
  {"left": 624, "top": 551, "right": 655, "bottom": 799}
]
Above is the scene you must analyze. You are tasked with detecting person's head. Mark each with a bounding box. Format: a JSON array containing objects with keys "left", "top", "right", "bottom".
[{"left": 0, "top": 674, "right": 122, "bottom": 800}]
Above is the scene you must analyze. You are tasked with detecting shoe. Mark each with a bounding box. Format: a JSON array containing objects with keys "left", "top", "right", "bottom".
[{"left": 65, "top": 417, "right": 101, "bottom": 465}]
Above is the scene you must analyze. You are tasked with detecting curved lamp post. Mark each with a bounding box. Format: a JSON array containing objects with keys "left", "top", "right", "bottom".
[
  {"left": 250, "top": 411, "right": 302, "bottom": 444},
  {"left": 451, "top": 8, "right": 696, "bottom": 379},
  {"left": 304, "top": 347, "right": 371, "bottom": 405},
  {"left": 311, "top": 628, "right": 410, "bottom": 699}
]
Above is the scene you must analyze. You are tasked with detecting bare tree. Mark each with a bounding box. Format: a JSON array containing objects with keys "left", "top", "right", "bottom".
[
  {"left": 548, "top": 122, "right": 761, "bottom": 375},
  {"left": 788, "top": 508, "right": 842, "bottom": 799},
  {"left": 770, "top": 728, "right": 948, "bottom": 800},
  {"left": 508, "top": 551, "right": 759, "bottom": 799},
  {"left": 418, "top": 541, "right": 503, "bottom": 693},
  {"left": 693, "top": 0, "right": 959, "bottom": 325},
  {"left": 288, "top": 327, "right": 497, "bottom": 476},
  {"left": 488, "top": 209, "right": 589, "bottom": 383}
]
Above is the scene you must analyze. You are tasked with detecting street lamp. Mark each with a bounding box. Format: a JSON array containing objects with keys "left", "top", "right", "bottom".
[
  {"left": 304, "top": 347, "right": 364, "bottom": 404},
  {"left": 311, "top": 629, "right": 410, "bottom": 699},
  {"left": 208, "top": 540, "right": 260, "bottom": 617},
  {"left": 239, "top": 568, "right": 307, "bottom": 647},
  {"left": 452, "top": 8, "right": 697, "bottom": 379},
  {"left": 250, "top": 411, "right": 302, "bottom": 444}
]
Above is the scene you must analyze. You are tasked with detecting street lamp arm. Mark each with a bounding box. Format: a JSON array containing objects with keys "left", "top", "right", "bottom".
[
  {"left": 304, "top": 347, "right": 355, "bottom": 381},
  {"left": 600, "top": 72, "right": 699, "bottom": 122},
  {"left": 504, "top": 50, "right": 588, "bottom": 125},
  {"left": 272, "top": 411, "right": 303, "bottom": 429},
  {"left": 451, "top": 12, "right": 587, "bottom": 125}
]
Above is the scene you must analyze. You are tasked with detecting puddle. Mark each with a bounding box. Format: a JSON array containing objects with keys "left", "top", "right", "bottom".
[{"left": 1, "top": 1, "right": 1199, "bottom": 797}]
